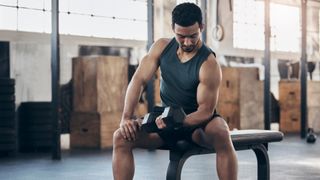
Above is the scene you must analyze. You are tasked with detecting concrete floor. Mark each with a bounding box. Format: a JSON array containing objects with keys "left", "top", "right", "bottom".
[{"left": 0, "top": 134, "right": 319, "bottom": 180}]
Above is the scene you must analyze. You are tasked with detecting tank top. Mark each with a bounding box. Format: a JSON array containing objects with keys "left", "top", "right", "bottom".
[{"left": 159, "top": 38, "right": 215, "bottom": 114}]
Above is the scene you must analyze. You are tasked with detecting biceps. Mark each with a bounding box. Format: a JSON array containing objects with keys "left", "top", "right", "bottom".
[{"left": 197, "top": 83, "right": 219, "bottom": 111}]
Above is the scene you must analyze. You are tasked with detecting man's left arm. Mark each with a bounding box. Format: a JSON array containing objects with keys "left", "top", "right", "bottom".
[{"left": 184, "top": 54, "right": 222, "bottom": 127}]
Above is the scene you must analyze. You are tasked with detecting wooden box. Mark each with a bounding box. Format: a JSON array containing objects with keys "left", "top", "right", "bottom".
[
  {"left": 217, "top": 67, "right": 264, "bottom": 130},
  {"left": 71, "top": 56, "right": 128, "bottom": 149},
  {"left": 154, "top": 69, "right": 161, "bottom": 106},
  {"left": 72, "top": 56, "right": 128, "bottom": 113},
  {"left": 134, "top": 102, "right": 148, "bottom": 118},
  {"left": 218, "top": 103, "right": 240, "bottom": 130},
  {"left": 307, "top": 81, "right": 320, "bottom": 132},
  {"left": 279, "top": 81, "right": 320, "bottom": 133},
  {"left": 279, "top": 80, "right": 300, "bottom": 133},
  {"left": 70, "top": 112, "right": 121, "bottom": 149}
]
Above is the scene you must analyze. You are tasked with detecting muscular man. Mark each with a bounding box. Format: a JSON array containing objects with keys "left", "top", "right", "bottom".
[{"left": 112, "top": 3, "right": 238, "bottom": 180}]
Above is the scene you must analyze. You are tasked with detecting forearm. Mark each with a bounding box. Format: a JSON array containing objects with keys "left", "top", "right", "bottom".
[
  {"left": 121, "top": 78, "right": 145, "bottom": 121},
  {"left": 184, "top": 108, "right": 214, "bottom": 127}
]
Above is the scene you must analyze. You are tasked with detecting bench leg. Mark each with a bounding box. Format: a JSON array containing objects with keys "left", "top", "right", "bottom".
[
  {"left": 252, "top": 144, "right": 270, "bottom": 180},
  {"left": 166, "top": 150, "right": 189, "bottom": 180}
]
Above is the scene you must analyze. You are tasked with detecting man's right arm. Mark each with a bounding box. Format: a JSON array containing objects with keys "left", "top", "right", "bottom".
[{"left": 119, "top": 38, "right": 170, "bottom": 141}]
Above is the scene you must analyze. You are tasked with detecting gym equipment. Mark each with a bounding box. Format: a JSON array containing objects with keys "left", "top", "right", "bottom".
[
  {"left": 18, "top": 102, "right": 53, "bottom": 152},
  {"left": 161, "top": 107, "right": 186, "bottom": 130},
  {"left": 141, "top": 107, "right": 186, "bottom": 133},
  {"left": 141, "top": 112, "right": 161, "bottom": 133},
  {"left": 160, "top": 130, "right": 283, "bottom": 180},
  {"left": 307, "top": 61, "right": 316, "bottom": 80},
  {"left": 306, "top": 128, "right": 317, "bottom": 143},
  {"left": 0, "top": 78, "right": 16, "bottom": 156}
]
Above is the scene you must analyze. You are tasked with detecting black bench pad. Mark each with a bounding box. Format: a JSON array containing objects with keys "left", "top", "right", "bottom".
[{"left": 161, "top": 130, "right": 284, "bottom": 180}]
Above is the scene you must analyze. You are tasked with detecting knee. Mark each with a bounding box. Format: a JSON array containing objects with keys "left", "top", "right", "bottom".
[
  {"left": 213, "top": 127, "right": 230, "bottom": 141},
  {"left": 113, "top": 129, "right": 131, "bottom": 149},
  {"left": 207, "top": 118, "right": 231, "bottom": 143}
]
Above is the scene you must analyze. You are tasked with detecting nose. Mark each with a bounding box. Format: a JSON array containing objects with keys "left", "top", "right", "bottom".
[{"left": 183, "top": 37, "right": 192, "bottom": 46}]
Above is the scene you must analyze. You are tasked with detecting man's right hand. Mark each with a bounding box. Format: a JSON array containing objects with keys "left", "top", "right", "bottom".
[
  {"left": 155, "top": 115, "right": 166, "bottom": 129},
  {"left": 119, "top": 119, "right": 141, "bottom": 141}
]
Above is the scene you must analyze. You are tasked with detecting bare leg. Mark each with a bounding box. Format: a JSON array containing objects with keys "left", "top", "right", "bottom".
[
  {"left": 112, "top": 129, "right": 164, "bottom": 180},
  {"left": 192, "top": 117, "right": 238, "bottom": 180}
]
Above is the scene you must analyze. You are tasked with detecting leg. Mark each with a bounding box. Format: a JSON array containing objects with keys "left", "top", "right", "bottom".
[
  {"left": 192, "top": 117, "right": 238, "bottom": 180},
  {"left": 112, "top": 129, "right": 164, "bottom": 180}
]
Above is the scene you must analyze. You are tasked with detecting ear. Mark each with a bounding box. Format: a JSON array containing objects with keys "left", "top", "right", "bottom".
[{"left": 199, "top": 23, "right": 204, "bottom": 32}]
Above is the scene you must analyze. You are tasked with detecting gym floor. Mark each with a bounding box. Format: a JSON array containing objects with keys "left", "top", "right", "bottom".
[{"left": 0, "top": 134, "right": 319, "bottom": 180}]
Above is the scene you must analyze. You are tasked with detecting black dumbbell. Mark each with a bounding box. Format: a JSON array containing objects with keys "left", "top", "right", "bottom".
[
  {"left": 306, "top": 128, "right": 317, "bottom": 143},
  {"left": 141, "top": 112, "right": 161, "bottom": 133},
  {"left": 141, "top": 107, "right": 186, "bottom": 133},
  {"left": 141, "top": 107, "right": 164, "bottom": 133},
  {"left": 161, "top": 107, "right": 186, "bottom": 130}
]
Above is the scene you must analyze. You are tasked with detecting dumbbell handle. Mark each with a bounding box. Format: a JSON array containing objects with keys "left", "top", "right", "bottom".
[
  {"left": 141, "top": 106, "right": 186, "bottom": 133},
  {"left": 141, "top": 112, "right": 160, "bottom": 133},
  {"left": 161, "top": 107, "right": 186, "bottom": 129}
]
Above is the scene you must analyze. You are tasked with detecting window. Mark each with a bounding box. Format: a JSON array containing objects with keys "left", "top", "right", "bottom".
[
  {"left": 0, "top": 0, "right": 147, "bottom": 40},
  {"left": 176, "top": 0, "right": 202, "bottom": 7},
  {"left": 233, "top": 0, "right": 300, "bottom": 52},
  {"left": 270, "top": 3, "right": 300, "bottom": 52}
]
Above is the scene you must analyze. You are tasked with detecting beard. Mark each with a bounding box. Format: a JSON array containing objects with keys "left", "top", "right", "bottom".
[{"left": 181, "top": 45, "right": 196, "bottom": 52}]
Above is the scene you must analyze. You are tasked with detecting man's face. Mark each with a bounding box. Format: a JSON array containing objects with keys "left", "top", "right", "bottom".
[{"left": 173, "top": 22, "right": 202, "bottom": 53}]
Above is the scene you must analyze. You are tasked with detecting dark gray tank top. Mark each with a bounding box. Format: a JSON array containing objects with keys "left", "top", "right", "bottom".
[{"left": 159, "top": 38, "right": 215, "bottom": 114}]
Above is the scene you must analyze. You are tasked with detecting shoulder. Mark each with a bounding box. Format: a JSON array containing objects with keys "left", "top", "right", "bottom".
[
  {"left": 201, "top": 53, "right": 220, "bottom": 72},
  {"left": 156, "top": 38, "right": 172, "bottom": 47},
  {"left": 139, "top": 38, "right": 172, "bottom": 66},
  {"left": 148, "top": 38, "right": 172, "bottom": 57},
  {"left": 199, "top": 53, "right": 222, "bottom": 83}
]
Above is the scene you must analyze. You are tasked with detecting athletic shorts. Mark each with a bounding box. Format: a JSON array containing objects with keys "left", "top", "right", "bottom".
[{"left": 151, "top": 107, "right": 221, "bottom": 149}]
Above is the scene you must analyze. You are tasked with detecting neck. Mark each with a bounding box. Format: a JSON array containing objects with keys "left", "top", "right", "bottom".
[{"left": 177, "top": 40, "right": 202, "bottom": 63}]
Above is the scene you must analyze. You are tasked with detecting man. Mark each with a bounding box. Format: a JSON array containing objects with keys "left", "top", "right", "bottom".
[{"left": 113, "top": 3, "right": 238, "bottom": 180}]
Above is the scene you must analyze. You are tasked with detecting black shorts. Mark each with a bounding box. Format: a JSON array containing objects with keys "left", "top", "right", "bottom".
[{"left": 151, "top": 107, "right": 221, "bottom": 149}]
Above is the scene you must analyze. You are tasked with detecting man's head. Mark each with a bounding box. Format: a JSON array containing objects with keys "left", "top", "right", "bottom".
[{"left": 172, "top": 3, "right": 203, "bottom": 52}]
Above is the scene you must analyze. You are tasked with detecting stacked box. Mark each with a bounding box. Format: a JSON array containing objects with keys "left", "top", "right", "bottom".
[
  {"left": 0, "top": 78, "right": 16, "bottom": 156},
  {"left": 279, "top": 80, "right": 300, "bottom": 133},
  {"left": 71, "top": 56, "right": 128, "bottom": 149},
  {"left": 279, "top": 80, "right": 320, "bottom": 133},
  {"left": 18, "top": 102, "right": 52, "bottom": 152},
  {"left": 308, "top": 81, "right": 320, "bottom": 132},
  {"left": 217, "top": 67, "right": 264, "bottom": 130},
  {"left": 154, "top": 69, "right": 161, "bottom": 106}
]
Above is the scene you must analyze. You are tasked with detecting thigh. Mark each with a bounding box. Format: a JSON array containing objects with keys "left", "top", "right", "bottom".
[
  {"left": 132, "top": 130, "right": 165, "bottom": 149},
  {"left": 191, "top": 116, "right": 230, "bottom": 148}
]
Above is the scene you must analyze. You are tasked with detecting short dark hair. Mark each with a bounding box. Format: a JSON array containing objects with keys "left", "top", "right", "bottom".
[{"left": 172, "top": 2, "right": 202, "bottom": 28}]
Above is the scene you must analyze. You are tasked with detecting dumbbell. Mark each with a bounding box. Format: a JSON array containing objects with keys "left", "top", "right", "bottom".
[
  {"left": 161, "top": 107, "right": 186, "bottom": 130},
  {"left": 140, "top": 112, "right": 161, "bottom": 133},
  {"left": 306, "top": 128, "right": 317, "bottom": 143},
  {"left": 141, "top": 107, "right": 186, "bottom": 133}
]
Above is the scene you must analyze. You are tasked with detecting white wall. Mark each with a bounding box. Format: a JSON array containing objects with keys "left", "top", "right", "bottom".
[{"left": 0, "top": 30, "right": 146, "bottom": 106}]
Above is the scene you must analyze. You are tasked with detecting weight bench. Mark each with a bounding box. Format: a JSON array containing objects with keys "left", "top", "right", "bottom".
[{"left": 161, "top": 129, "right": 283, "bottom": 180}]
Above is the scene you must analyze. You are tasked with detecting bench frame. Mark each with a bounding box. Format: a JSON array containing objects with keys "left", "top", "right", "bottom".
[{"left": 162, "top": 130, "right": 283, "bottom": 180}]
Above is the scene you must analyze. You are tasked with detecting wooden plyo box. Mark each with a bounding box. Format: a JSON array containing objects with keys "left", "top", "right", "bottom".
[
  {"left": 154, "top": 69, "right": 161, "bottom": 106},
  {"left": 217, "top": 67, "right": 264, "bottom": 130},
  {"left": 72, "top": 56, "right": 128, "bottom": 113},
  {"left": 70, "top": 112, "right": 121, "bottom": 149},
  {"left": 307, "top": 81, "right": 320, "bottom": 133},
  {"left": 279, "top": 80, "right": 300, "bottom": 133},
  {"left": 71, "top": 56, "right": 128, "bottom": 149},
  {"left": 279, "top": 80, "right": 320, "bottom": 133}
]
